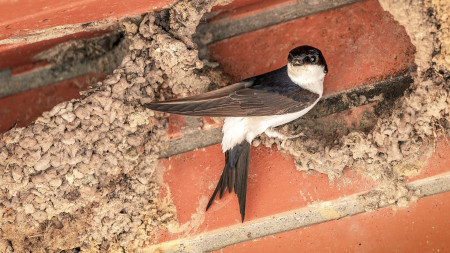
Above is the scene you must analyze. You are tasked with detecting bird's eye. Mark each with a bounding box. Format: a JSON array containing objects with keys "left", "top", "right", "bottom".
[{"left": 310, "top": 56, "right": 316, "bottom": 62}]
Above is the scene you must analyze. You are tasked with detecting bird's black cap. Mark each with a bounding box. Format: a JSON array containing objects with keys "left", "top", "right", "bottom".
[{"left": 287, "top": 45, "right": 328, "bottom": 73}]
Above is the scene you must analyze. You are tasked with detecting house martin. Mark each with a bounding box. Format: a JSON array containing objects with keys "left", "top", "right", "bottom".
[{"left": 146, "top": 45, "right": 328, "bottom": 222}]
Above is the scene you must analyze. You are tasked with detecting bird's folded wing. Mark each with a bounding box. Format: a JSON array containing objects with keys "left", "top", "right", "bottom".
[{"left": 145, "top": 83, "right": 319, "bottom": 117}]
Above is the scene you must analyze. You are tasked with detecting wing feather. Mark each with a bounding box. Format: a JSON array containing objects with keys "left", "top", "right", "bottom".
[
  {"left": 145, "top": 87, "right": 319, "bottom": 117},
  {"left": 145, "top": 66, "right": 320, "bottom": 117}
]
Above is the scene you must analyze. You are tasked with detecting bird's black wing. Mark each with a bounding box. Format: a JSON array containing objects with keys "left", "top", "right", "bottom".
[{"left": 145, "top": 66, "right": 320, "bottom": 117}]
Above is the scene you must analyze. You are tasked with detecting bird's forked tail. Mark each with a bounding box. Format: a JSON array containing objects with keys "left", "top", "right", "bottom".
[{"left": 206, "top": 140, "right": 251, "bottom": 222}]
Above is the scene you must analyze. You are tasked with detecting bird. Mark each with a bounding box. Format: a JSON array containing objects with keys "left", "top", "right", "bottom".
[{"left": 145, "top": 45, "right": 328, "bottom": 222}]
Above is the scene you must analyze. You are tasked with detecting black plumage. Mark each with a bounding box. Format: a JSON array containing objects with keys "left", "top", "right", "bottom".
[{"left": 206, "top": 140, "right": 250, "bottom": 222}]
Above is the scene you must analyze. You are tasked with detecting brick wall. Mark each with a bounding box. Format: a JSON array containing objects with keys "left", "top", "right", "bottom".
[
  {"left": 0, "top": 0, "right": 448, "bottom": 252},
  {"left": 148, "top": 0, "right": 450, "bottom": 252}
]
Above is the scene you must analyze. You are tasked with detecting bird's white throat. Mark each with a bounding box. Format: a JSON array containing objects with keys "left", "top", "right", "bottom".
[{"left": 287, "top": 64, "right": 325, "bottom": 95}]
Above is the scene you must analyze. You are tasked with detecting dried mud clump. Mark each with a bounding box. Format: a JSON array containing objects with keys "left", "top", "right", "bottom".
[
  {"left": 0, "top": 0, "right": 230, "bottom": 251},
  {"left": 428, "top": 0, "right": 450, "bottom": 78},
  {"left": 258, "top": 0, "right": 449, "bottom": 210}
]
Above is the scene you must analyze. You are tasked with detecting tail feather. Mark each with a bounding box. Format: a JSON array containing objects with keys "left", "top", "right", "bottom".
[{"left": 206, "top": 140, "right": 251, "bottom": 222}]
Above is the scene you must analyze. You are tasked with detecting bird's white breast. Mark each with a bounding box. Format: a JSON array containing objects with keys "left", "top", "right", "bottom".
[{"left": 221, "top": 96, "right": 320, "bottom": 152}]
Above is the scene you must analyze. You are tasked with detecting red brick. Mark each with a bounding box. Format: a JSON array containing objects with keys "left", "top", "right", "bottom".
[
  {"left": 209, "top": 0, "right": 415, "bottom": 96},
  {"left": 212, "top": 0, "right": 263, "bottom": 11},
  {"left": 210, "top": 0, "right": 297, "bottom": 24},
  {"left": 151, "top": 144, "right": 377, "bottom": 244},
  {"left": 202, "top": 117, "right": 224, "bottom": 130},
  {"left": 406, "top": 140, "right": 450, "bottom": 182},
  {"left": 317, "top": 102, "right": 377, "bottom": 133},
  {"left": 167, "top": 114, "right": 186, "bottom": 139},
  {"left": 0, "top": 0, "right": 176, "bottom": 41},
  {"left": 0, "top": 73, "right": 105, "bottom": 133},
  {"left": 215, "top": 191, "right": 450, "bottom": 253}
]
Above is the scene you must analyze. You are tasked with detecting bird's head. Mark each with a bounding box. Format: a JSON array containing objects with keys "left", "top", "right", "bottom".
[
  {"left": 287, "top": 45, "right": 328, "bottom": 72},
  {"left": 287, "top": 45, "right": 328, "bottom": 94}
]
